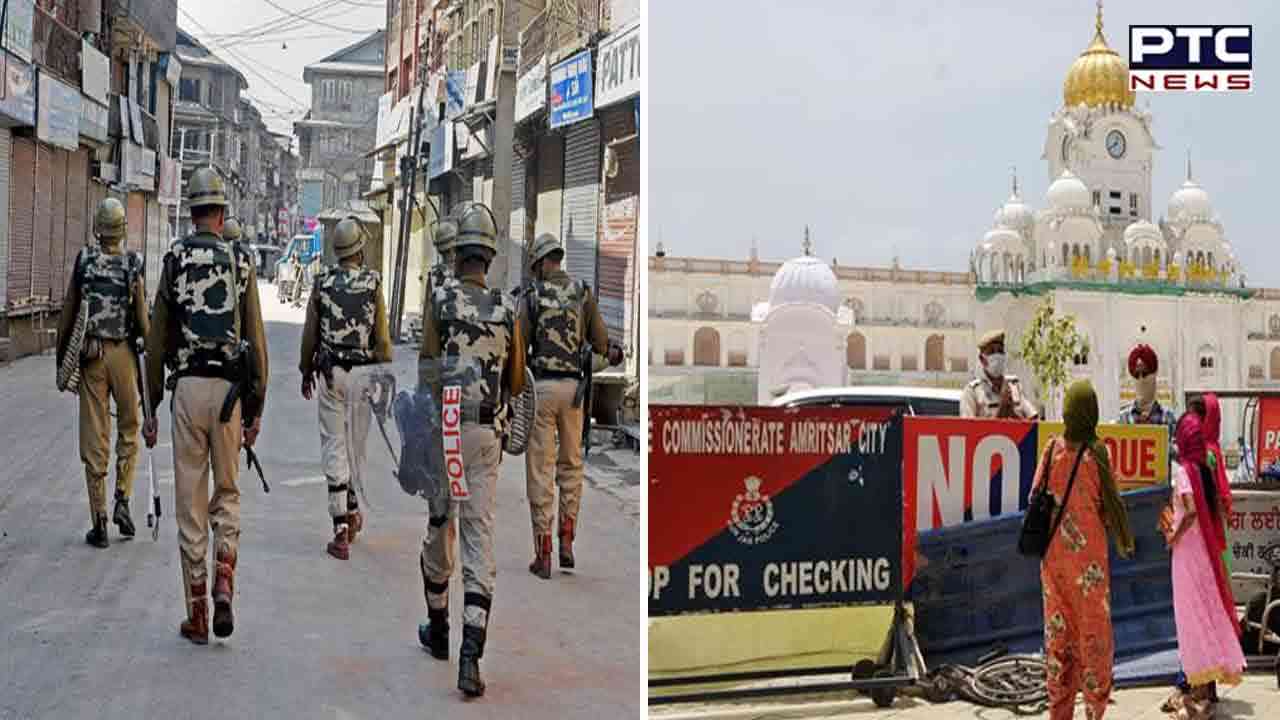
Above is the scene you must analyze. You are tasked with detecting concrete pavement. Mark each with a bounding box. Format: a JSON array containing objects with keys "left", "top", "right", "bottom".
[
  {"left": 0, "top": 282, "right": 640, "bottom": 719},
  {"left": 648, "top": 672, "right": 1280, "bottom": 719}
]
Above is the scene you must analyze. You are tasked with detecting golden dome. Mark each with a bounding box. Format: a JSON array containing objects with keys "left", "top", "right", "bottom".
[{"left": 1062, "top": 3, "right": 1135, "bottom": 108}]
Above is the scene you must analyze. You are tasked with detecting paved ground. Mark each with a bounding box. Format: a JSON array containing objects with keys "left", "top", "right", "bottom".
[
  {"left": 0, "top": 282, "right": 640, "bottom": 719},
  {"left": 648, "top": 672, "right": 1280, "bottom": 719}
]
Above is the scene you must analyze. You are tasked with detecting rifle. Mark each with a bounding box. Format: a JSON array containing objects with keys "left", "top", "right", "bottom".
[{"left": 219, "top": 341, "right": 269, "bottom": 493}]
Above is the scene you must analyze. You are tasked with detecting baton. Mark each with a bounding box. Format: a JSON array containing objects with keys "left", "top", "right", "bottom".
[
  {"left": 138, "top": 352, "right": 162, "bottom": 541},
  {"left": 245, "top": 446, "right": 269, "bottom": 493}
]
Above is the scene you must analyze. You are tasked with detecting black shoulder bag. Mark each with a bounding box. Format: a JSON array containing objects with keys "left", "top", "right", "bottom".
[{"left": 1018, "top": 440, "right": 1087, "bottom": 558}]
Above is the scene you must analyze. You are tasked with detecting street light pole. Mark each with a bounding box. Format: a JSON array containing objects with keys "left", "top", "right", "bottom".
[{"left": 489, "top": 0, "right": 519, "bottom": 291}]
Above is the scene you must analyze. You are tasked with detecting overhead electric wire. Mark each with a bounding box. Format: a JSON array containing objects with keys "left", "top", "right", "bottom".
[
  {"left": 202, "top": 0, "right": 346, "bottom": 40},
  {"left": 178, "top": 7, "right": 311, "bottom": 111},
  {"left": 259, "top": 0, "right": 371, "bottom": 34}
]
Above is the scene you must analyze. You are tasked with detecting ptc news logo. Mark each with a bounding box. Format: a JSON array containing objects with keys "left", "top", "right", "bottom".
[{"left": 1129, "top": 26, "right": 1253, "bottom": 92}]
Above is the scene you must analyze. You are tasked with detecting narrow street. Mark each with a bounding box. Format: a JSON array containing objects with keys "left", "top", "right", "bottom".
[{"left": 0, "top": 282, "right": 640, "bottom": 719}]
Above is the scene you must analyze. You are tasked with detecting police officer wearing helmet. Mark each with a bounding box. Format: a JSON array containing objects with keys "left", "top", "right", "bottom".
[
  {"left": 427, "top": 215, "right": 459, "bottom": 296},
  {"left": 299, "top": 217, "right": 392, "bottom": 560},
  {"left": 417, "top": 201, "right": 526, "bottom": 698},
  {"left": 142, "top": 167, "right": 270, "bottom": 646},
  {"left": 960, "top": 330, "right": 1038, "bottom": 419},
  {"left": 56, "top": 197, "right": 150, "bottom": 548},
  {"left": 519, "top": 232, "right": 622, "bottom": 579}
]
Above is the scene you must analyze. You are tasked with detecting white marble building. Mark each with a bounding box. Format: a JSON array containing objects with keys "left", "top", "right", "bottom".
[{"left": 649, "top": 7, "right": 1280, "bottom": 442}]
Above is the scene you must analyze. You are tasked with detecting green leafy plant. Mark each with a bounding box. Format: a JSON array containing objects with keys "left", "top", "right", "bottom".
[{"left": 1017, "top": 295, "right": 1090, "bottom": 420}]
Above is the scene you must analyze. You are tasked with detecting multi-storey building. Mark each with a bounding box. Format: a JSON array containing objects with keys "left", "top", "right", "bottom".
[
  {"left": 171, "top": 28, "right": 248, "bottom": 239},
  {"left": 293, "top": 30, "right": 385, "bottom": 232}
]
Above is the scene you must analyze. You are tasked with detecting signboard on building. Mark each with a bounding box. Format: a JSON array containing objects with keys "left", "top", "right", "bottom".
[
  {"left": 0, "top": 52, "right": 35, "bottom": 127},
  {"left": 549, "top": 50, "right": 593, "bottom": 129},
  {"left": 79, "top": 98, "right": 109, "bottom": 143},
  {"left": 445, "top": 70, "right": 466, "bottom": 119},
  {"left": 1256, "top": 396, "right": 1280, "bottom": 476},
  {"left": 375, "top": 90, "right": 394, "bottom": 149},
  {"left": 158, "top": 156, "right": 180, "bottom": 205},
  {"left": 515, "top": 56, "right": 547, "bottom": 123},
  {"left": 649, "top": 405, "right": 903, "bottom": 616},
  {"left": 1226, "top": 490, "right": 1280, "bottom": 597},
  {"left": 81, "top": 40, "right": 110, "bottom": 106},
  {"left": 36, "top": 71, "right": 80, "bottom": 150},
  {"left": 162, "top": 52, "right": 182, "bottom": 88},
  {"left": 427, "top": 121, "right": 454, "bottom": 180},
  {"left": 123, "top": 142, "right": 155, "bottom": 191},
  {"left": 596, "top": 22, "right": 640, "bottom": 108},
  {"left": 2, "top": 0, "right": 35, "bottom": 63}
]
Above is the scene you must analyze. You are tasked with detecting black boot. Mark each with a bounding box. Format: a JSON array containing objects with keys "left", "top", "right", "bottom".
[
  {"left": 458, "top": 625, "right": 486, "bottom": 698},
  {"left": 113, "top": 492, "right": 135, "bottom": 539},
  {"left": 418, "top": 607, "right": 449, "bottom": 660},
  {"left": 85, "top": 513, "right": 109, "bottom": 548}
]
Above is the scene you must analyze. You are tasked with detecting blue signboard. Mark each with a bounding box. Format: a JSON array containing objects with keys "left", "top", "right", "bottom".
[
  {"left": 300, "top": 179, "right": 323, "bottom": 221},
  {"left": 36, "top": 70, "right": 80, "bottom": 150},
  {"left": 549, "top": 49, "right": 593, "bottom": 129},
  {"left": 445, "top": 70, "right": 466, "bottom": 119},
  {"left": 0, "top": 52, "right": 35, "bottom": 127}
]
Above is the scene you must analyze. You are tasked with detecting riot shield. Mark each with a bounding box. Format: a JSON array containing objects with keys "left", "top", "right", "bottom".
[{"left": 392, "top": 385, "right": 446, "bottom": 511}]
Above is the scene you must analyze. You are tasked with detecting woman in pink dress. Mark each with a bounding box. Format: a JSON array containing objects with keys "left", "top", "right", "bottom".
[{"left": 1163, "top": 412, "right": 1245, "bottom": 719}]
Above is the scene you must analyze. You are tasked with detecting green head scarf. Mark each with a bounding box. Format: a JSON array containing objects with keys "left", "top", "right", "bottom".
[{"left": 1062, "top": 380, "right": 1135, "bottom": 557}]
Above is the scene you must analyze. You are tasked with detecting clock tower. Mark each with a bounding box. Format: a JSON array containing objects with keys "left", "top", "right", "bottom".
[{"left": 1042, "top": 2, "right": 1157, "bottom": 252}]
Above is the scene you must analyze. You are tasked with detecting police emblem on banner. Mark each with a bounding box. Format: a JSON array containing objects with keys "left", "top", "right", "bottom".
[{"left": 729, "top": 476, "right": 779, "bottom": 545}]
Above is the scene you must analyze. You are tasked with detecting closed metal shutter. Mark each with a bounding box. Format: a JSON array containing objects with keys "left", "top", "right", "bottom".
[
  {"left": 561, "top": 120, "right": 600, "bottom": 287},
  {"left": 127, "top": 193, "right": 145, "bottom": 254},
  {"left": 598, "top": 106, "right": 638, "bottom": 344},
  {"left": 32, "top": 143, "right": 52, "bottom": 304},
  {"left": 146, "top": 197, "right": 163, "bottom": 301},
  {"left": 0, "top": 129, "right": 10, "bottom": 308},
  {"left": 48, "top": 148, "right": 68, "bottom": 305},
  {"left": 65, "top": 150, "right": 89, "bottom": 291},
  {"left": 510, "top": 151, "right": 527, "bottom": 275},
  {"left": 7, "top": 138, "right": 35, "bottom": 307}
]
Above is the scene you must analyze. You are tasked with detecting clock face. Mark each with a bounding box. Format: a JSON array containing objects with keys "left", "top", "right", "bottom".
[{"left": 1106, "top": 130, "right": 1126, "bottom": 159}]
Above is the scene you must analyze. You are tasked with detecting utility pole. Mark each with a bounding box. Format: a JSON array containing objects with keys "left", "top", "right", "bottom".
[
  {"left": 390, "top": 89, "right": 426, "bottom": 342},
  {"left": 489, "top": 0, "right": 520, "bottom": 291}
]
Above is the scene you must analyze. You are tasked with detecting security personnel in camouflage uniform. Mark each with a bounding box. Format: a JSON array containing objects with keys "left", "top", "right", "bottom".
[
  {"left": 426, "top": 215, "right": 458, "bottom": 297},
  {"left": 142, "top": 167, "right": 269, "bottom": 646},
  {"left": 299, "top": 217, "right": 392, "bottom": 560},
  {"left": 960, "top": 330, "right": 1038, "bottom": 419},
  {"left": 519, "top": 233, "right": 622, "bottom": 578},
  {"left": 417, "top": 202, "right": 526, "bottom": 698},
  {"left": 55, "top": 198, "right": 150, "bottom": 548}
]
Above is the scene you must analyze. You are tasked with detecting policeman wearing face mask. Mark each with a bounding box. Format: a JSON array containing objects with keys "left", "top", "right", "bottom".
[{"left": 961, "top": 329, "right": 1038, "bottom": 419}]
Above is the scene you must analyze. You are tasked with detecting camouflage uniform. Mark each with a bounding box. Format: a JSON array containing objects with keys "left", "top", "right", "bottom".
[
  {"left": 56, "top": 237, "right": 149, "bottom": 545},
  {"left": 417, "top": 271, "right": 526, "bottom": 691},
  {"left": 145, "top": 168, "right": 269, "bottom": 645},
  {"left": 519, "top": 269, "right": 610, "bottom": 576},
  {"left": 299, "top": 234, "right": 393, "bottom": 559}
]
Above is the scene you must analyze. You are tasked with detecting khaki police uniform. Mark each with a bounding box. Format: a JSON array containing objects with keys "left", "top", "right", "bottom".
[
  {"left": 144, "top": 168, "right": 269, "bottom": 644},
  {"left": 299, "top": 218, "right": 392, "bottom": 558},
  {"left": 56, "top": 200, "right": 150, "bottom": 544},
  {"left": 518, "top": 267, "right": 610, "bottom": 575},
  {"left": 960, "top": 374, "right": 1038, "bottom": 419}
]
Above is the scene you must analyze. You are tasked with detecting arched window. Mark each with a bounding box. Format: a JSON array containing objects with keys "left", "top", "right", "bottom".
[
  {"left": 925, "top": 335, "right": 946, "bottom": 372},
  {"left": 1141, "top": 246, "right": 1152, "bottom": 267},
  {"left": 1154, "top": 249, "right": 1162, "bottom": 268},
  {"left": 1208, "top": 252, "right": 1216, "bottom": 270},
  {"left": 693, "top": 327, "right": 721, "bottom": 367},
  {"left": 846, "top": 332, "right": 867, "bottom": 370},
  {"left": 1084, "top": 246, "right": 1091, "bottom": 264},
  {"left": 1061, "top": 244, "right": 1069, "bottom": 266},
  {"left": 1271, "top": 347, "right": 1280, "bottom": 380}
]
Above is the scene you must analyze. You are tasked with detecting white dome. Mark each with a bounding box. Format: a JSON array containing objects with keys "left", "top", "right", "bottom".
[
  {"left": 994, "top": 192, "right": 1035, "bottom": 234},
  {"left": 1046, "top": 170, "right": 1092, "bottom": 213},
  {"left": 1123, "top": 219, "right": 1165, "bottom": 247},
  {"left": 982, "top": 226, "right": 1024, "bottom": 253},
  {"left": 768, "top": 255, "right": 839, "bottom": 312},
  {"left": 1169, "top": 180, "right": 1213, "bottom": 222}
]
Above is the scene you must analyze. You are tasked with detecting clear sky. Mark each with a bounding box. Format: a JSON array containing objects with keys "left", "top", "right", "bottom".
[
  {"left": 650, "top": 0, "right": 1280, "bottom": 286},
  {"left": 176, "top": 0, "right": 386, "bottom": 144}
]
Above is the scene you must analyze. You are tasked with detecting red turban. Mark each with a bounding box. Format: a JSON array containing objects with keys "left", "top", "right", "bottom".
[{"left": 1128, "top": 344, "right": 1158, "bottom": 377}]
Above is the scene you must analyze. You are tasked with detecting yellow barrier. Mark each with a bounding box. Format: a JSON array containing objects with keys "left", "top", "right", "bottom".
[{"left": 1036, "top": 422, "right": 1169, "bottom": 492}]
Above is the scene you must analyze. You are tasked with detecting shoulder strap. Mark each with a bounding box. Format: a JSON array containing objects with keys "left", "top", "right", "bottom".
[
  {"left": 1047, "top": 444, "right": 1088, "bottom": 547},
  {"left": 1038, "top": 439, "right": 1056, "bottom": 489}
]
